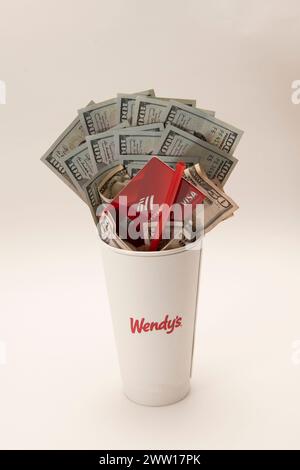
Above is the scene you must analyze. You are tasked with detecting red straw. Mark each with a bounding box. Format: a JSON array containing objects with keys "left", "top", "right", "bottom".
[{"left": 149, "top": 161, "right": 186, "bottom": 251}]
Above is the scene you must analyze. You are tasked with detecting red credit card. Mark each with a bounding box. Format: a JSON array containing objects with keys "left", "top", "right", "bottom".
[{"left": 108, "top": 157, "right": 206, "bottom": 246}]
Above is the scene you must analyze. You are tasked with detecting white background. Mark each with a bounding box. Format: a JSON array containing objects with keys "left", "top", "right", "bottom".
[{"left": 0, "top": 0, "right": 300, "bottom": 449}]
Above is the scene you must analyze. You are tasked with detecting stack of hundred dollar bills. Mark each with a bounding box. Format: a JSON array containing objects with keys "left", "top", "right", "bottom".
[{"left": 41, "top": 89, "right": 243, "bottom": 250}]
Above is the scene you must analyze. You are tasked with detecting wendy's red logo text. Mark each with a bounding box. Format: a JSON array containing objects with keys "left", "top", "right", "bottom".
[{"left": 130, "top": 314, "right": 182, "bottom": 335}]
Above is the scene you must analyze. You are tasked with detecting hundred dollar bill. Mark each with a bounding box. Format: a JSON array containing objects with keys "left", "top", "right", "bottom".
[
  {"left": 131, "top": 97, "right": 169, "bottom": 126},
  {"left": 115, "top": 130, "right": 162, "bottom": 157},
  {"left": 98, "top": 209, "right": 134, "bottom": 251},
  {"left": 116, "top": 89, "right": 155, "bottom": 124},
  {"left": 125, "top": 162, "right": 148, "bottom": 178},
  {"left": 78, "top": 98, "right": 118, "bottom": 135},
  {"left": 155, "top": 125, "right": 238, "bottom": 186},
  {"left": 184, "top": 164, "right": 238, "bottom": 233},
  {"left": 156, "top": 97, "right": 215, "bottom": 114},
  {"left": 84, "top": 164, "right": 130, "bottom": 222},
  {"left": 156, "top": 97, "right": 197, "bottom": 107},
  {"left": 86, "top": 122, "right": 129, "bottom": 170},
  {"left": 164, "top": 101, "right": 243, "bottom": 154},
  {"left": 61, "top": 143, "right": 96, "bottom": 198},
  {"left": 160, "top": 219, "right": 197, "bottom": 251},
  {"left": 98, "top": 165, "right": 130, "bottom": 204},
  {"left": 41, "top": 102, "right": 94, "bottom": 194},
  {"left": 125, "top": 89, "right": 155, "bottom": 98},
  {"left": 120, "top": 154, "right": 200, "bottom": 178},
  {"left": 86, "top": 123, "right": 163, "bottom": 170},
  {"left": 127, "top": 123, "right": 164, "bottom": 132}
]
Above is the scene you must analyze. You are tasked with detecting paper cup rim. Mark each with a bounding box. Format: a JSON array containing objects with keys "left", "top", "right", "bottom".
[{"left": 99, "top": 236, "right": 203, "bottom": 258}]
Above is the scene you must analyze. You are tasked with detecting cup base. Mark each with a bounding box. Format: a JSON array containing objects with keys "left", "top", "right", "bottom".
[{"left": 123, "top": 381, "right": 190, "bottom": 407}]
